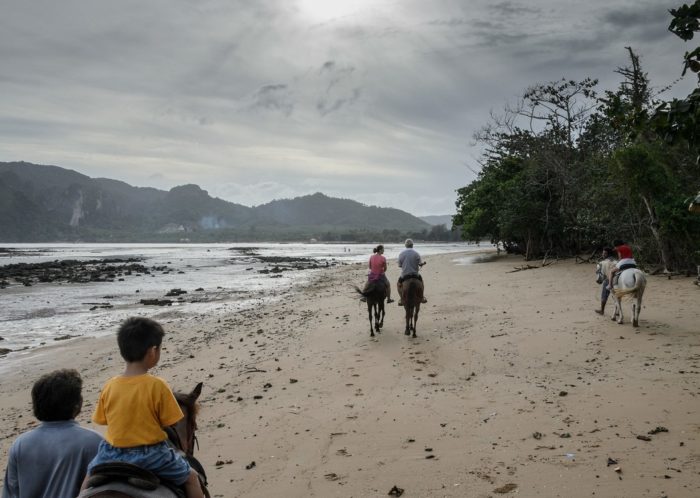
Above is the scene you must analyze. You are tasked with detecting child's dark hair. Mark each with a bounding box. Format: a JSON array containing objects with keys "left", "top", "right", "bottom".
[
  {"left": 31, "top": 369, "right": 83, "bottom": 421},
  {"left": 117, "top": 316, "right": 165, "bottom": 362},
  {"left": 373, "top": 244, "right": 384, "bottom": 254}
]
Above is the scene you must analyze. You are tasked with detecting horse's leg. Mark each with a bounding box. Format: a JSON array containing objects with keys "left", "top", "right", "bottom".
[
  {"left": 378, "top": 302, "right": 384, "bottom": 332},
  {"left": 610, "top": 293, "right": 621, "bottom": 323},
  {"left": 616, "top": 296, "right": 624, "bottom": 324},
  {"left": 404, "top": 305, "right": 411, "bottom": 335},
  {"left": 368, "top": 303, "right": 375, "bottom": 337},
  {"left": 412, "top": 305, "right": 419, "bottom": 338},
  {"left": 632, "top": 293, "right": 641, "bottom": 327}
]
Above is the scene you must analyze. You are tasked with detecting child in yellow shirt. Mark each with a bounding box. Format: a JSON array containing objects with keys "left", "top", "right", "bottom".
[{"left": 83, "top": 317, "right": 204, "bottom": 498}]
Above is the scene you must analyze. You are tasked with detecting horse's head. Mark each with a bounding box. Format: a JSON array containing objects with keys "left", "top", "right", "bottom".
[{"left": 171, "top": 382, "right": 203, "bottom": 456}]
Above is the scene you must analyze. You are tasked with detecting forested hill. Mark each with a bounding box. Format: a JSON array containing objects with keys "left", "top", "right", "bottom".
[
  {"left": 255, "top": 193, "right": 427, "bottom": 231},
  {"left": 0, "top": 161, "right": 431, "bottom": 242}
]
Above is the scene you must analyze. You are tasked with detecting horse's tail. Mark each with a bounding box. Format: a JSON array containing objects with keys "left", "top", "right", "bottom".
[
  {"left": 354, "top": 283, "right": 376, "bottom": 297},
  {"left": 403, "top": 278, "right": 423, "bottom": 306},
  {"left": 614, "top": 271, "right": 647, "bottom": 299}
]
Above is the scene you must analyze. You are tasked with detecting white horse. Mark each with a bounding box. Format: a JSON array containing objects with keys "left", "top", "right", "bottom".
[{"left": 610, "top": 268, "right": 647, "bottom": 327}]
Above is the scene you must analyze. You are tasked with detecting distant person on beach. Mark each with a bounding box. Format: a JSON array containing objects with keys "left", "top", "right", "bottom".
[
  {"left": 82, "top": 317, "right": 205, "bottom": 498},
  {"left": 607, "top": 240, "right": 637, "bottom": 290},
  {"left": 595, "top": 247, "right": 616, "bottom": 315},
  {"left": 2, "top": 369, "right": 102, "bottom": 498},
  {"left": 397, "top": 239, "right": 427, "bottom": 306},
  {"left": 360, "top": 244, "right": 394, "bottom": 303}
]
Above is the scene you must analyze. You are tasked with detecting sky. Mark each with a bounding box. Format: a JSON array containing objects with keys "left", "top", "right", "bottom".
[{"left": 0, "top": 0, "right": 696, "bottom": 216}]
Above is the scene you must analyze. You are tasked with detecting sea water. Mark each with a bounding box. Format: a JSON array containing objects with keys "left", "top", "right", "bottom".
[{"left": 0, "top": 242, "right": 485, "bottom": 358}]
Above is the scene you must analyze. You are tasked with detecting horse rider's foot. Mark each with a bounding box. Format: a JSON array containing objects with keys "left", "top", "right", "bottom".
[
  {"left": 360, "top": 296, "right": 367, "bottom": 302},
  {"left": 387, "top": 298, "right": 395, "bottom": 303},
  {"left": 421, "top": 297, "right": 428, "bottom": 304},
  {"left": 594, "top": 309, "right": 603, "bottom": 315}
]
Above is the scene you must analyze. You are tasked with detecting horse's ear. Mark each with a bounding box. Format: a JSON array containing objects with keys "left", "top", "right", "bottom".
[{"left": 190, "top": 382, "right": 203, "bottom": 401}]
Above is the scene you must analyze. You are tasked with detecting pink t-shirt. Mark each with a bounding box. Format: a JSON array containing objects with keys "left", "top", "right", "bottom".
[{"left": 369, "top": 253, "right": 386, "bottom": 275}]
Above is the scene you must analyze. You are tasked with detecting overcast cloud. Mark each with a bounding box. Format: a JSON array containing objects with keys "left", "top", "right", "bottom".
[{"left": 0, "top": 0, "right": 695, "bottom": 215}]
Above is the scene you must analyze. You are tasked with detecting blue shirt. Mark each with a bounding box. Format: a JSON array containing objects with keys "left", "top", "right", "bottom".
[
  {"left": 2, "top": 420, "right": 102, "bottom": 498},
  {"left": 398, "top": 248, "right": 422, "bottom": 277}
]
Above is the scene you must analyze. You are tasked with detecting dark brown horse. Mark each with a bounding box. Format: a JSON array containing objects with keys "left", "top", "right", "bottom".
[
  {"left": 79, "top": 383, "right": 209, "bottom": 498},
  {"left": 355, "top": 281, "right": 386, "bottom": 337},
  {"left": 401, "top": 277, "right": 423, "bottom": 338}
]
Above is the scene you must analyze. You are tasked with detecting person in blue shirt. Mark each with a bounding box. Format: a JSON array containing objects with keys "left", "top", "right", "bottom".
[
  {"left": 397, "top": 239, "right": 428, "bottom": 306},
  {"left": 2, "top": 369, "right": 103, "bottom": 498}
]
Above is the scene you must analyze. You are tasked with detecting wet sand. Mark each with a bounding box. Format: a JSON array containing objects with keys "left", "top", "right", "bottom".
[{"left": 1, "top": 252, "right": 698, "bottom": 497}]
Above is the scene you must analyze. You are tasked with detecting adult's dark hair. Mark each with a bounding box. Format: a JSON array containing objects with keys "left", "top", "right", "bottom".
[
  {"left": 373, "top": 244, "right": 384, "bottom": 254},
  {"left": 31, "top": 369, "right": 83, "bottom": 421},
  {"left": 603, "top": 247, "right": 614, "bottom": 256},
  {"left": 117, "top": 316, "right": 165, "bottom": 362},
  {"left": 613, "top": 239, "right": 625, "bottom": 247}
]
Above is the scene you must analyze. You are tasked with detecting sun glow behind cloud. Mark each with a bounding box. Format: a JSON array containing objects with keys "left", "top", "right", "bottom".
[{"left": 298, "top": 0, "right": 377, "bottom": 22}]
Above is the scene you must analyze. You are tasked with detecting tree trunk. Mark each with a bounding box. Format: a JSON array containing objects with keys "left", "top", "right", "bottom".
[{"left": 640, "top": 194, "right": 671, "bottom": 272}]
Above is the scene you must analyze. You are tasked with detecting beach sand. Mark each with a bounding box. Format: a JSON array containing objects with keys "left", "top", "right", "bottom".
[{"left": 1, "top": 252, "right": 698, "bottom": 497}]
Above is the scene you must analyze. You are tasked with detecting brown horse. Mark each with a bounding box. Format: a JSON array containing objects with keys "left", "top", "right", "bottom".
[
  {"left": 401, "top": 277, "right": 423, "bottom": 338},
  {"left": 79, "top": 383, "right": 209, "bottom": 498},
  {"left": 355, "top": 282, "right": 386, "bottom": 337}
]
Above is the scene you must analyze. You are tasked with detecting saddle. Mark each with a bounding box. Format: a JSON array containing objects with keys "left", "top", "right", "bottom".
[
  {"left": 86, "top": 462, "right": 185, "bottom": 498},
  {"left": 612, "top": 265, "right": 637, "bottom": 287},
  {"left": 399, "top": 273, "right": 421, "bottom": 283}
]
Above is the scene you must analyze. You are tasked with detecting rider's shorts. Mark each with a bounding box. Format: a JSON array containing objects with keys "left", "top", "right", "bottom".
[{"left": 88, "top": 440, "right": 191, "bottom": 485}]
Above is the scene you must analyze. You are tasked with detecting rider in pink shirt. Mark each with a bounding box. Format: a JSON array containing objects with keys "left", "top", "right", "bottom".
[{"left": 364, "top": 245, "right": 393, "bottom": 303}]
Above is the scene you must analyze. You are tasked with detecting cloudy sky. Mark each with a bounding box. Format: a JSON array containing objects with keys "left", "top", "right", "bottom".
[{"left": 0, "top": 0, "right": 696, "bottom": 215}]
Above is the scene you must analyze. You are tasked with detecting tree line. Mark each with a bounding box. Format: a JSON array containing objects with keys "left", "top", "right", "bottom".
[{"left": 454, "top": 2, "right": 700, "bottom": 272}]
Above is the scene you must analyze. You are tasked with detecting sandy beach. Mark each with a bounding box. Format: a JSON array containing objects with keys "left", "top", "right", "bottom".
[{"left": 1, "top": 252, "right": 698, "bottom": 497}]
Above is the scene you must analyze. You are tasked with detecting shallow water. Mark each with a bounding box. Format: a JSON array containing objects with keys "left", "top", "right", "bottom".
[{"left": 0, "top": 242, "right": 486, "bottom": 357}]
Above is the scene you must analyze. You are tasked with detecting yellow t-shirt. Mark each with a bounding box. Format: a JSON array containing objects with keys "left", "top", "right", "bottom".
[{"left": 92, "top": 374, "right": 184, "bottom": 448}]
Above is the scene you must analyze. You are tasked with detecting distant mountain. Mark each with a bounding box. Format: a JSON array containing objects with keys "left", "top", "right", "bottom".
[
  {"left": 0, "top": 161, "right": 430, "bottom": 242},
  {"left": 256, "top": 193, "right": 429, "bottom": 232},
  {"left": 420, "top": 215, "right": 454, "bottom": 227}
]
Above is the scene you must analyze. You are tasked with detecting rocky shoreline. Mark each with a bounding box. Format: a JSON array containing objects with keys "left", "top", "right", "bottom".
[{"left": 0, "top": 258, "right": 176, "bottom": 288}]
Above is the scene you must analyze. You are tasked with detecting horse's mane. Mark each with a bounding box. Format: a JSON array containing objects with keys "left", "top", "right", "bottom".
[{"left": 174, "top": 392, "right": 199, "bottom": 417}]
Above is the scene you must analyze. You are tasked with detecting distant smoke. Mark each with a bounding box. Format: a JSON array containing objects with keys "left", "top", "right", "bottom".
[
  {"left": 199, "top": 216, "right": 226, "bottom": 229},
  {"left": 69, "top": 191, "right": 84, "bottom": 227}
]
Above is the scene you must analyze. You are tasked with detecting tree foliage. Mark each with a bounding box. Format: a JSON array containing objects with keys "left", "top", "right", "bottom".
[{"left": 454, "top": 4, "right": 700, "bottom": 270}]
